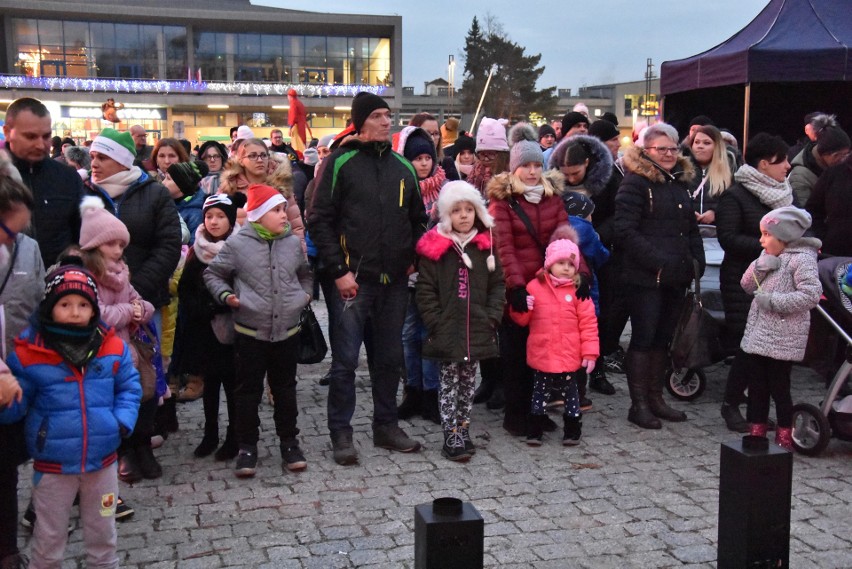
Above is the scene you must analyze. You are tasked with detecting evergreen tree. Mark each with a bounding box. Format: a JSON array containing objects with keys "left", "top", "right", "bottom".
[{"left": 461, "top": 16, "right": 557, "bottom": 123}]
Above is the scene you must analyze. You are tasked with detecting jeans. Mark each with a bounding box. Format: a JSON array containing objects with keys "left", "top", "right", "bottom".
[
  {"left": 627, "top": 285, "right": 687, "bottom": 352},
  {"left": 402, "top": 291, "right": 440, "bottom": 391},
  {"left": 327, "top": 279, "right": 408, "bottom": 433}
]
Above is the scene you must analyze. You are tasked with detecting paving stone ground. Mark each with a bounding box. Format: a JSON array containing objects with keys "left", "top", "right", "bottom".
[{"left": 14, "top": 300, "right": 852, "bottom": 568}]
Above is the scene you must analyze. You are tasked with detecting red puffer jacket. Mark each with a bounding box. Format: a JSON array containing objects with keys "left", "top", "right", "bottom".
[{"left": 510, "top": 272, "right": 599, "bottom": 373}]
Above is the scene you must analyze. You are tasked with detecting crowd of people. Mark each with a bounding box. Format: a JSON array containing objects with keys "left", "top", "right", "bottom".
[{"left": 0, "top": 92, "right": 849, "bottom": 568}]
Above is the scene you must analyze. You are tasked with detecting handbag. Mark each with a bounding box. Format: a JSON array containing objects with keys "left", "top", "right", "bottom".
[
  {"left": 669, "top": 261, "right": 721, "bottom": 370},
  {"left": 130, "top": 323, "right": 164, "bottom": 402},
  {"left": 298, "top": 304, "right": 328, "bottom": 364}
]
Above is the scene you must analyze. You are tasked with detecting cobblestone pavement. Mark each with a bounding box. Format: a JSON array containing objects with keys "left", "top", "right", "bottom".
[{"left": 14, "top": 301, "right": 852, "bottom": 568}]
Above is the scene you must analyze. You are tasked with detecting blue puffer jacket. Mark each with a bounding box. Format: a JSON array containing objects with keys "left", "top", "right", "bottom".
[
  {"left": 176, "top": 190, "right": 207, "bottom": 245},
  {"left": 0, "top": 325, "right": 141, "bottom": 475}
]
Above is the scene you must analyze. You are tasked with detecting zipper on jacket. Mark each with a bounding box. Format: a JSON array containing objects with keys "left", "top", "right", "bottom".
[
  {"left": 67, "top": 367, "right": 89, "bottom": 471},
  {"left": 648, "top": 187, "right": 654, "bottom": 213}
]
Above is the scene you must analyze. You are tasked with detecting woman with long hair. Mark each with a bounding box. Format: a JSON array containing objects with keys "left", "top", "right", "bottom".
[
  {"left": 689, "top": 125, "right": 734, "bottom": 225},
  {"left": 147, "top": 137, "right": 190, "bottom": 182}
]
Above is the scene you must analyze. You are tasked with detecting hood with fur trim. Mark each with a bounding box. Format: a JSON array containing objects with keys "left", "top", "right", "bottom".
[
  {"left": 622, "top": 145, "right": 696, "bottom": 184},
  {"left": 547, "top": 134, "right": 613, "bottom": 195},
  {"left": 486, "top": 169, "right": 565, "bottom": 202},
  {"left": 416, "top": 227, "right": 493, "bottom": 261}
]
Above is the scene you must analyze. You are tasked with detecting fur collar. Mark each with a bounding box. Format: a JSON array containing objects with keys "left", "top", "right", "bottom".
[
  {"left": 416, "top": 227, "right": 492, "bottom": 261},
  {"left": 486, "top": 169, "right": 564, "bottom": 202},
  {"left": 622, "top": 146, "right": 696, "bottom": 184},
  {"left": 547, "top": 134, "right": 613, "bottom": 195}
]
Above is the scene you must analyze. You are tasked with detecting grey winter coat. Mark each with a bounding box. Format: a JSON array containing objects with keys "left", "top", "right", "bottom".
[
  {"left": 0, "top": 235, "right": 45, "bottom": 360},
  {"left": 204, "top": 224, "right": 313, "bottom": 342},
  {"left": 788, "top": 144, "right": 821, "bottom": 206},
  {"left": 739, "top": 238, "right": 822, "bottom": 361}
]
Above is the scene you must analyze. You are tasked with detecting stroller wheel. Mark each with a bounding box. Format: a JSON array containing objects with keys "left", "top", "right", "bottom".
[
  {"left": 665, "top": 368, "right": 706, "bottom": 401},
  {"left": 791, "top": 403, "right": 831, "bottom": 456}
]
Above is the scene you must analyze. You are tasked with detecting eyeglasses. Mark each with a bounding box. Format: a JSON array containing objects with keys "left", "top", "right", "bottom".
[
  {"left": 202, "top": 154, "right": 222, "bottom": 162},
  {"left": 646, "top": 146, "right": 679, "bottom": 155},
  {"left": 477, "top": 151, "right": 497, "bottom": 160},
  {"left": 244, "top": 152, "right": 269, "bottom": 162},
  {"left": 0, "top": 219, "right": 17, "bottom": 241}
]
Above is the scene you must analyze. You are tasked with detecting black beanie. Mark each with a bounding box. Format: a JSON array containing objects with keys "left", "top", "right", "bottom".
[
  {"left": 816, "top": 126, "right": 851, "bottom": 155},
  {"left": 689, "top": 115, "right": 715, "bottom": 127},
  {"left": 167, "top": 161, "right": 209, "bottom": 197},
  {"left": 351, "top": 92, "right": 390, "bottom": 133},
  {"left": 601, "top": 112, "right": 619, "bottom": 126},
  {"left": 560, "top": 112, "right": 589, "bottom": 136},
  {"left": 589, "top": 120, "right": 620, "bottom": 142},
  {"left": 454, "top": 132, "right": 476, "bottom": 154},
  {"left": 403, "top": 129, "right": 436, "bottom": 164},
  {"left": 203, "top": 192, "right": 247, "bottom": 230},
  {"left": 538, "top": 124, "right": 557, "bottom": 140},
  {"left": 563, "top": 191, "right": 595, "bottom": 219}
]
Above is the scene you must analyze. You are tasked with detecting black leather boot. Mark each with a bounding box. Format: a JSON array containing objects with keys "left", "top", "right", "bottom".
[
  {"left": 420, "top": 390, "right": 441, "bottom": 424},
  {"left": 215, "top": 426, "right": 239, "bottom": 461},
  {"left": 647, "top": 350, "right": 686, "bottom": 422},
  {"left": 625, "top": 350, "right": 662, "bottom": 429},
  {"left": 525, "top": 414, "right": 543, "bottom": 446},
  {"left": 397, "top": 386, "right": 422, "bottom": 420}
]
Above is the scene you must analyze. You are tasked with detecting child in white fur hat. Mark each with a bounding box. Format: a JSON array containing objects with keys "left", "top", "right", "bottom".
[
  {"left": 739, "top": 206, "right": 822, "bottom": 450},
  {"left": 415, "top": 181, "right": 505, "bottom": 461}
]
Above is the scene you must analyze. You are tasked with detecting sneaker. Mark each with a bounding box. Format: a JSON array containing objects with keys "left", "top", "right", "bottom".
[
  {"left": 441, "top": 429, "right": 470, "bottom": 461},
  {"left": 330, "top": 431, "right": 358, "bottom": 466},
  {"left": 602, "top": 349, "right": 626, "bottom": 374},
  {"left": 115, "top": 496, "right": 134, "bottom": 521},
  {"left": 589, "top": 368, "right": 616, "bottom": 395},
  {"left": 21, "top": 502, "right": 75, "bottom": 533},
  {"left": 234, "top": 448, "right": 258, "bottom": 478},
  {"left": 458, "top": 425, "right": 476, "bottom": 455},
  {"left": 281, "top": 444, "right": 307, "bottom": 472},
  {"left": 372, "top": 424, "right": 422, "bottom": 453}
]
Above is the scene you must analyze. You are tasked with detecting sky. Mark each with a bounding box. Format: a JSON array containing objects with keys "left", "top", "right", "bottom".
[{"left": 260, "top": 0, "right": 769, "bottom": 93}]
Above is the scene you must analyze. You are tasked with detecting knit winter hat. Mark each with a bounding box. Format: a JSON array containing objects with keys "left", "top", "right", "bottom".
[
  {"left": 403, "top": 128, "right": 436, "bottom": 164},
  {"left": 508, "top": 122, "right": 543, "bottom": 173},
  {"left": 203, "top": 192, "right": 246, "bottom": 229},
  {"left": 436, "top": 181, "right": 496, "bottom": 272},
  {"left": 564, "top": 192, "right": 595, "bottom": 219},
  {"left": 41, "top": 264, "right": 100, "bottom": 321},
  {"left": 235, "top": 125, "right": 255, "bottom": 141},
  {"left": 538, "top": 124, "right": 557, "bottom": 141},
  {"left": 454, "top": 132, "right": 476, "bottom": 154},
  {"left": 79, "top": 196, "right": 130, "bottom": 251},
  {"left": 245, "top": 183, "right": 286, "bottom": 223},
  {"left": 475, "top": 117, "right": 509, "bottom": 152},
  {"left": 351, "top": 92, "right": 390, "bottom": 133},
  {"left": 589, "top": 120, "right": 620, "bottom": 142},
  {"left": 560, "top": 112, "right": 589, "bottom": 136},
  {"left": 760, "top": 206, "right": 811, "bottom": 243},
  {"left": 441, "top": 118, "right": 460, "bottom": 146},
  {"left": 91, "top": 128, "right": 136, "bottom": 169},
  {"left": 167, "top": 161, "right": 208, "bottom": 197},
  {"left": 689, "top": 115, "right": 715, "bottom": 127},
  {"left": 601, "top": 112, "right": 619, "bottom": 126},
  {"left": 544, "top": 238, "right": 581, "bottom": 271},
  {"left": 317, "top": 134, "right": 335, "bottom": 149}
]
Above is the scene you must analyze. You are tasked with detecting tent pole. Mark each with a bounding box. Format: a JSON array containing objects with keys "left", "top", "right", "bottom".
[{"left": 742, "top": 83, "right": 751, "bottom": 155}]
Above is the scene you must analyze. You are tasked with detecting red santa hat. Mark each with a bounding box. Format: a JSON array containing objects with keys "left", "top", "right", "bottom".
[{"left": 245, "top": 184, "right": 286, "bottom": 223}]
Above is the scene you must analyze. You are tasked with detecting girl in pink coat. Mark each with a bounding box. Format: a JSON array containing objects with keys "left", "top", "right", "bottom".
[{"left": 510, "top": 237, "right": 599, "bottom": 446}]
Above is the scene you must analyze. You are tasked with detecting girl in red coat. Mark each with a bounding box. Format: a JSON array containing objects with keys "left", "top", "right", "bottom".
[{"left": 510, "top": 237, "right": 599, "bottom": 446}]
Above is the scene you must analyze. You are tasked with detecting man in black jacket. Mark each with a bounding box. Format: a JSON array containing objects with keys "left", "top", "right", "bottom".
[
  {"left": 310, "top": 92, "right": 428, "bottom": 466},
  {"left": 4, "top": 97, "right": 84, "bottom": 267}
]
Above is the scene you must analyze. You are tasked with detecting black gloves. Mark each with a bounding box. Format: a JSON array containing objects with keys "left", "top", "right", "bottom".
[
  {"left": 576, "top": 274, "right": 591, "bottom": 300},
  {"left": 508, "top": 287, "right": 529, "bottom": 313}
]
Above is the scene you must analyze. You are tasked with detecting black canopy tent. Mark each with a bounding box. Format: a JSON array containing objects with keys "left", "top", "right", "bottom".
[{"left": 660, "top": 0, "right": 851, "bottom": 148}]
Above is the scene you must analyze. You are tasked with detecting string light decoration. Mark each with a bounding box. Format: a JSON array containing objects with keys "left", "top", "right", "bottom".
[{"left": 0, "top": 74, "right": 386, "bottom": 97}]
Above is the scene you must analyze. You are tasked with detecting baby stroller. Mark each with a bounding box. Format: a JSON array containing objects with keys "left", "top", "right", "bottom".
[
  {"left": 665, "top": 225, "right": 727, "bottom": 400},
  {"left": 790, "top": 257, "right": 852, "bottom": 456}
]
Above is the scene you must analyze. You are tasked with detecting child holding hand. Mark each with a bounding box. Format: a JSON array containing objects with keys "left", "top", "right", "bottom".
[
  {"left": 739, "top": 206, "right": 821, "bottom": 450},
  {"left": 510, "top": 237, "right": 599, "bottom": 446}
]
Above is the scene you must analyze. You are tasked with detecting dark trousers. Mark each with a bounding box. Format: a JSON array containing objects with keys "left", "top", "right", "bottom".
[
  {"left": 500, "top": 316, "right": 533, "bottom": 418},
  {"left": 723, "top": 348, "right": 749, "bottom": 405},
  {"left": 742, "top": 352, "right": 794, "bottom": 428},
  {"left": 531, "top": 371, "right": 580, "bottom": 418},
  {"left": 627, "top": 285, "right": 687, "bottom": 352},
  {"left": 202, "top": 344, "right": 236, "bottom": 435},
  {"left": 233, "top": 334, "right": 300, "bottom": 448},
  {"left": 326, "top": 280, "right": 408, "bottom": 433},
  {"left": 597, "top": 258, "right": 631, "bottom": 356},
  {"left": 120, "top": 396, "right": 157, "bottom": 454},
  {"left": 0, "top": 422, "right": 24, "bottom": 559}
]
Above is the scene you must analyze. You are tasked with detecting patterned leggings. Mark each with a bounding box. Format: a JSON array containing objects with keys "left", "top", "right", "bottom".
[
  {"left": 438, "top": 361, "right": 479, "bottom": 431},
  {"left": 531, "top": 371, "right": 581, "bottom": 418}
]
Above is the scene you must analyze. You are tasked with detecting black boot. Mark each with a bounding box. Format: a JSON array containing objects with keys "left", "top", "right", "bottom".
[
  {"left": 154, "top": 396, "right": 179, "bottom": 437},
  {"left": 486, "top": 383, "right": 505, "bottom": 410},
  {"left": 473, "top": 377, "right": 494, "bottom": 404},
  {"left": 562, "top": 415, "right": 582, "bottom": 446},
  {"left": 215, "top": 426, "right": 239, "bottom": 461},
  {"left": 194, "top": 428, "right": 219, "bottom": 458},
  {"left": 135, "top": 444, "right": 163, "bottom": 479},
  {"left": 503, "top": 409, "right": 527, "bottom": 437},
  {"left": 625, "top": 350, "right": 662, "bottom": 429},
  {"left": 589, "top": 364, "right": 616, "bottom": 395},
  {"left": 720, "top": 402, "right": 749, "bottom": 433},
  {"left": 526, "top": 414, "right": 543, "bottom": 446},
  {"left": 397, "top": 386, "right": 422, "bottom": 420},
  {"left": 647, "top": 350, "right": 686, "bottom": 422},
  {"left": 421, "top": 390, "right": 441, "bottom": 424},
  {"left": 118, "top": 447, "right": 142, "bottom": 484}
]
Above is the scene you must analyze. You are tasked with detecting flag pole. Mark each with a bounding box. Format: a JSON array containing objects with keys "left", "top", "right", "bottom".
[{"left": 470, "top": 65, "right": 497, "bottom": 133}]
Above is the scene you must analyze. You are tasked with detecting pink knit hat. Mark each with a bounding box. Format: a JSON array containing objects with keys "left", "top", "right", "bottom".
[
  {"left": 544, "top": 239, "right": 580, "bottom": 271},
  {"left": 79, "top": 196, "right": 130, "bottom": 251},
  {"left": 475, "top": 117, "right": 509, "bottom": 152}
]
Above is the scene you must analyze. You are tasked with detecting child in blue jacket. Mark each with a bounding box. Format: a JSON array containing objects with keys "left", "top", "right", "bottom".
[{"left": 0, "top": 264, "right": 141, "bottom": 569}]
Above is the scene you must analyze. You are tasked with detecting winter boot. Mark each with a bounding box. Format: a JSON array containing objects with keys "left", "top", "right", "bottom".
[
  {"left": 589, "top": 365, "right": 616, "bottom": 395},
  {"left": 625, "top": 350, "right": 662, "bottom": 429},
  {"left": 441, "top": 428, "right": 470, "bottom": 461},
  {"left": 397, "top": 386, "right": 422, "bottom": 420},
  {"left": 420, "top": 390, "right": 441, "bottom": 424},
  {"left": 774, "top": 427, "right": 794, "bottom": 451},
  {"left": 749, "top": 423, "right": 768, "bottom": 438},
  {"left": 562, "top": 415, "right": 582, "bottom": 446},
  {"left": 118, "top": 448, "right": 143, "bottom": 484},
  {"left": 646, "top": 350, "right": 686, "bottom": 422},
  {"left": 194, "top": 424, "right": 219, "bottom": 458},
  {"left": 526, "top": 414, "right": 544, "bottom": 446},
  {"left": 214, "top": 426, "right": 239, "bottom": 461},
  {"left": 135, "top": 444, "right": 163, "bottom": 479},
  {"left": 473, "top": 377, "right": 495, "bottom": 404},
  {"left": 486, "top": 383, "right": 506, "bottom": 410},
  {"left": 458, "top": 423, "right": 476, "bottom": 454},
  {"left": 153, "top": 396, "right": 178, "bottom": 439},
  {"left": 720, "top": 402, "right": 749, "bottom": 433},
  {"left": 178, "top": 374, "right": 204, "bottom": 402}
]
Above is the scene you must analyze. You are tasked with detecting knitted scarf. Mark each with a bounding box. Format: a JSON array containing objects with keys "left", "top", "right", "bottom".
[
  {"left": 193, "top": 226, "right": 228, "bottom": 265},
  {"left": 97, "top": 259, "right": 131, "bottom": 294},
  {"left": 419, "top": 166, "right": 446, "bottom": 210},
  {"left": 522, "top": 184, "right": 545, "bottom": 204},
  {"left": 467, "top": 161, "right": 493, "bottom": 196},
  {"left": 95, "top": 166, "right": 144, "bottom": 198},
  {"left": 734, "top": 164, "right": 793, "bottom": 210}
]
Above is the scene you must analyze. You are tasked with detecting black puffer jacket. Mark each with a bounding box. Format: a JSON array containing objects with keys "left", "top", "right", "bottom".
[
  {"left": 614, "top": 146, "right": 704, "bottom": 288},
  {"left": 592, "top": 164, "right": 624, "bottom": 250},
  {"left": 11, "top": 151, "right": 84, "bottom": 267},
  {"left": 715, "top": 183, "right": 771, "bottom": 339},
  {"left": 806, "top": 157, "right": 852, "bottom": 257},
  {"left": 309, "top": 139, "right": 428, "bottom": 284},
  {"left": 85, "top": 172, "right": 181, "bottom": 308}
]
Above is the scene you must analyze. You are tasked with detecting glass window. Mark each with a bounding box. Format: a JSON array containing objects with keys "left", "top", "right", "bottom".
[
  {"left": 304, "top": 36, "right": 326, "bottom": 62},
  {"left": 36, "top": 20, "right": 62, "bottom": 47},
  {"left": 89, "top": 22, "right": 114, "bottom": 48},
  {"left": 237, "top": 33, "right": 260, "bottom": 58},
  {"left": 13, "top": 19, "right": 39, "bottom": 45},
  {"left": 327, "top": 37, "right": 346, "bottom": 58},
  {"left": 115, "top": 24, "right": 139, "bottom": 51},
  {"left": 197, "top": 32, "right": 217, "bottom": 55}
]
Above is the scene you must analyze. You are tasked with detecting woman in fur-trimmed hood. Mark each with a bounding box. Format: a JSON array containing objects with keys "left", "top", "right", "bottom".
[
  {"left": 614, "top": 122, "right": 705, "bottom": 430},
  {"left": 548, "top": 133, "right": 614, "bottom": 197}
]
